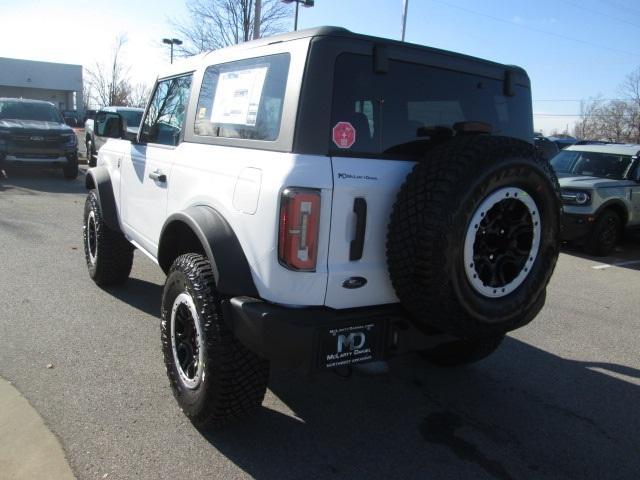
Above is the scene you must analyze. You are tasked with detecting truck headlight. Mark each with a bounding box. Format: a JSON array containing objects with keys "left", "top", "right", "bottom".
[
  {"left": 561, "top": 190, "right": 591, "bottom": 205},
  {"left": 62, "top": 133, "right": 77, "bottom": 147}
]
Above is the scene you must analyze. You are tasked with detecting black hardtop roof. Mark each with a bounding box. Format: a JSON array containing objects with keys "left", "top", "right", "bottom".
[
  {"left": 227, "top": 26, "right": 525, "bottom": 74},
  {"left": 0, "top": 97, "right": 56, "bottom": 106}
]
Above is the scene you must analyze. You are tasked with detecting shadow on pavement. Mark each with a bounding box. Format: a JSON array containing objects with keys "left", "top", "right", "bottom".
[
  {"left": 105, "top": 277, "right": 162, "bottom": 317},
  {"left": 561, "top": 234, "right": 640, "bottom": 271},
  {"left": 0, "top": 166, "right": 86, "bottom": 195},
  {"left": 199, "top": 337, "right": 640, "bottom": 480}
]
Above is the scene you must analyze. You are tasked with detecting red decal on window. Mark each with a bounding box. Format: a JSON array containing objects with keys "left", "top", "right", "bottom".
[{"left": 332, "top": 121, "right": 356, "bottom": 149}]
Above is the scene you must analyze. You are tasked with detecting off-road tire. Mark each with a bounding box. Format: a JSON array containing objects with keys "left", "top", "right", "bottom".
[
  {"left": 420, "top": 334, "right": 505, "bottom": 367},
  {"left": 161, "top": 254, "right": 270, "bottom": 430},
  {"left": 387, "top": 135, "right": 561, "bottom": 339},
  {"left": 63, "top": 154, "right": 79, "bottom": 179},
  {"left": 584, "top": 209, "right": 622, "bottom": 257},
  {"left": 83, "top": 191, "right": 133, "bottom": 286}
]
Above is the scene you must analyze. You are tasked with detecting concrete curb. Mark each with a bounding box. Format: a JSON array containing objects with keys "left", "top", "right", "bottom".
[{"left": 0, "top": 377, "right": 75, "bottom": 480}]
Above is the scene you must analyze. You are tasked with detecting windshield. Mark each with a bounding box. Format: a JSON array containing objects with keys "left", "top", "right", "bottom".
[
  {"left": 551, "top": 150, "right": 633, "bottom": 180},
  {"left": 119, "top": 110, "right": 143, "bottom": 127},
  {"left": 0, "top": 100, "right": 63, "bottom": 122}
]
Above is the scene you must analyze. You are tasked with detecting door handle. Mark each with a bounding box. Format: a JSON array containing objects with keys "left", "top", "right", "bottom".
[
  {"left": 350, "top": 197, "right": 367, "bottom": 261},
  {"left": 148, "top": 170, "right": 166, "bottom": 183}
]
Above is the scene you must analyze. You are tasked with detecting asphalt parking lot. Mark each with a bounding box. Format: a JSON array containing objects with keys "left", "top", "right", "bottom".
[{"left": 0, "top": 167, "right": 639, "bottom": 480}]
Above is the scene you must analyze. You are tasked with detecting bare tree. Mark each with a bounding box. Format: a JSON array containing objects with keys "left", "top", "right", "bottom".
[
  {"left": 85, "top": 35, "right": 132, "bottom": 107},
  {"left": 600, "top": 100, "right": 632, "bottom": 142},
  {"left": 172, "top": 0, "right": 291, "bottom": 55},
  {"left": 128, "top": 83, "right": 152, "bottom": 109},
  {"left": 619, "top": 67, "right": 640, "bottom": 143},
  {"left": 574, "top": 96, "right": 605, "bottom": 140}
]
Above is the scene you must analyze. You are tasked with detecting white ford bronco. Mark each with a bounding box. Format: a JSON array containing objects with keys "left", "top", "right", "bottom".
[{"left": 82, "top": 27, "right": 561, "bottom": 429}]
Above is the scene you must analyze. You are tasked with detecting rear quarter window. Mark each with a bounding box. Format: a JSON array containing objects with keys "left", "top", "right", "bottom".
[{"left": 194, "top": 53, "right": 290, "bottom": 141}]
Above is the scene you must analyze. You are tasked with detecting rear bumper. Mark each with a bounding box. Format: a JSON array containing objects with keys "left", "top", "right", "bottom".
[
  {"left": 224, "top": 296, "right": 454, "bottom": 373},
  {"left": 561, "top": 213, "right": 594, "bottom": 241}
]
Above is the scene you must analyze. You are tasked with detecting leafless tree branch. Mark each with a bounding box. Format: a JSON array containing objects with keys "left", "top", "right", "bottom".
[{"left": 170, "top": 0, "right": 291, "bottom": 56}]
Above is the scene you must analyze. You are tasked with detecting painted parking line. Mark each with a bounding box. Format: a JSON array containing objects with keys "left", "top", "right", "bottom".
[{"left": 592, "top": 260, "right": 640, "bottom": 270}]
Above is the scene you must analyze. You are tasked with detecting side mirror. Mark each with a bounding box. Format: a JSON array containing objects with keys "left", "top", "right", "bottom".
[{"left": 99, "top": 113, "right": 129, "bottom": 140}]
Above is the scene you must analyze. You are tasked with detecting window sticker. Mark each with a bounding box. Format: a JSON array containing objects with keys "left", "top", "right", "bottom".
[{"left": 210, "top": 66, "right": 268, "bottom": 126}]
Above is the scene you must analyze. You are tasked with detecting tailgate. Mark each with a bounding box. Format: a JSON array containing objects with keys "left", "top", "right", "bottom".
[{"left": 325, "top": 156, "right": 415, "bottom": 309}]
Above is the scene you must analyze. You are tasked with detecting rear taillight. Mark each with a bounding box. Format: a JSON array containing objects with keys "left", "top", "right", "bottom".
[{"left": 278, "top": 188, "right": 321, "bottom": 271}]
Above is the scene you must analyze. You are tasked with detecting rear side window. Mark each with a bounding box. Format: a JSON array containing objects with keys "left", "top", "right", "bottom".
[
  {"left": 194, "top": 53, "right": 290, "bottom": 141},
  {"left": 331, "top": 54, "right": 532, "bottom": 157}
]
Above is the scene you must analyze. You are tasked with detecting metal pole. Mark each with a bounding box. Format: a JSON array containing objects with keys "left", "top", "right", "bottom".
[
  {"left": 401, "top": 0, "right": 409, "bottom": 41},
  {"left": 254, "top": 0, "right": 262, "bottom": 39},
  {"left": 294, "top": 1, "right": 299, "bottom": 31},
  {"left": 170, "top": 43, "right": 174, "bottom": 64}
]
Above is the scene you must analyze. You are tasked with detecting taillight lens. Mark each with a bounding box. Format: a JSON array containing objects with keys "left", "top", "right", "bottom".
[{"left": 278, "top": 188, "right": 321, "bottom": 271}]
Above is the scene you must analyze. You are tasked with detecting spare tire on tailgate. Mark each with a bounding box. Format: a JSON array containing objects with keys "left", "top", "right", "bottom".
[{"left": 387, "top": 135, "right": 560, "bottom": 339}]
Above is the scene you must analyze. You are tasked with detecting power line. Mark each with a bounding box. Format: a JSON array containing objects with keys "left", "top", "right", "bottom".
[
  {"left": 598, "top": 0, "right": 640, "bottom": 17},
  {"left": 557, "top": 0, "right": 640, "bottom": 30},
  {"left": 429, "top": 0, "right": 640, "bottom": 57}
]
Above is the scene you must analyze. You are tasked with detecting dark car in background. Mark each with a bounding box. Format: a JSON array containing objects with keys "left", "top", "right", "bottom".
[
  {"left": 548, "top": 135, "right": 577, "bottom": 150},
  {"left": 61, "top": 110, "right": 81, "bottom": 127},
  {"left": 0, "top": 98, "right": 79, "bottom": 179},
  {"left": 534, "top": 134, "right": 560, "bottom": 160}
]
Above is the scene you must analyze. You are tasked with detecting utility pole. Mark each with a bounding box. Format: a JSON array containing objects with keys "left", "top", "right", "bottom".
[
  {"left": 401, "top": 0, "right": 409, "bottom": 41},
  {"left": 254, "top": 0, "right": 262, "bottom": 39}
]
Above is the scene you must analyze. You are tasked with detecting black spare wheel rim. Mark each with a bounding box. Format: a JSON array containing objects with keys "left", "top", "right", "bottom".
[
  {"left": 171, "top": 292, "right": 204, "bottom": 389},
  {"left": 464, "top": 187, "right": 540, "bottom": 298}
]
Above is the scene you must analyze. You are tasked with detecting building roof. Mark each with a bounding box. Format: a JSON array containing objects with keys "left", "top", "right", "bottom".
[
  {"left": 0, "top": 97, "right": 55, "bottom": 105},
  {"left": 566, "top": 144, "right": 640, "bottom": 156}
]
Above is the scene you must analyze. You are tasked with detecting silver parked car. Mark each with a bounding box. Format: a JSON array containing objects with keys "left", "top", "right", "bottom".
[{"left": 552, "top": 144, "right": 640, "bottom": 255}]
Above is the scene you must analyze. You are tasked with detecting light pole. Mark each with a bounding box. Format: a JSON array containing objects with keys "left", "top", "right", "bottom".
[
  {"left": 401, "top": 0, "right": 409, "bottom": 41},
  {"left": 282, "top": 0, "right": 314, "bottom": 32},
  {"left": 162, "top": 38, "right": 183, "bottom": 64}
]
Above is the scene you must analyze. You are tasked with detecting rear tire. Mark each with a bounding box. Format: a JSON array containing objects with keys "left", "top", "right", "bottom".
[
  {"left": 421, "top": 335, "right": 504, "bottom": 367},
  {"left": 387, "top": 135, "right": 561, "bottom": 339},
  {"left": 161, "top": 254, "right": 270, "bottom": 430},
  {"left": 83, "top": 191, "right": 133, "bottom": 286},
  {"left": 584, "top": 210, "right": 621, "bottom": 257}
]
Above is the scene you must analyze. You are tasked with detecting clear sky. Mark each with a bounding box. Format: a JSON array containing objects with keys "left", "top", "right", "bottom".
[{"left": 2, "top": 0, "right": 640, "bottom": 134}]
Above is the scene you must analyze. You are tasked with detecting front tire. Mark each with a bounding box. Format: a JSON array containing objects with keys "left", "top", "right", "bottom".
[
  {"left": 63, "top": 154, "right": 79, "bottom": 179},
  {"left": 584, "top": 210, "right": 621, "bottom": 257},
  {"left": 161, "top": 254, "right": 270, "bottom": 429},
  {"left": 83, "top": 191, "right": 133, "bottom": 286}
]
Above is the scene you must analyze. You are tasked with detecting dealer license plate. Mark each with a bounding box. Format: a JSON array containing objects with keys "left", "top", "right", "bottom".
[{"left": 319, "top": 322, "right": 383, "bottom": 369}]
